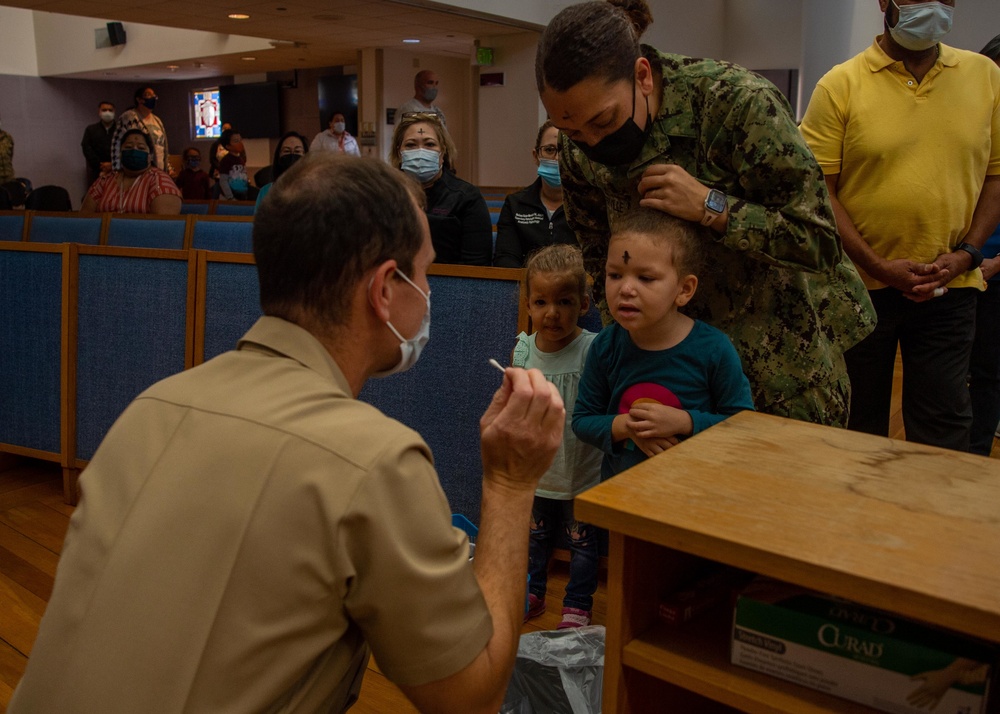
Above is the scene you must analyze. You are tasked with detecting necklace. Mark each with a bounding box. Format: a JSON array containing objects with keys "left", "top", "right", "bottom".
[{"left": 117, "top": 173, "right": 141, "bottom": 213}]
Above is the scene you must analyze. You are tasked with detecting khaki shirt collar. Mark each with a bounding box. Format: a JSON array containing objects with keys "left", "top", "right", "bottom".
[{"left": 237, "top": 316, "right": 352, "bottom": 396}]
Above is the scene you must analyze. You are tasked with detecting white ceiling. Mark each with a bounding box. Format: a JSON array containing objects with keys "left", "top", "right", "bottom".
[{"left": 1, "top": 0, "right": 539, "bottom": 80}]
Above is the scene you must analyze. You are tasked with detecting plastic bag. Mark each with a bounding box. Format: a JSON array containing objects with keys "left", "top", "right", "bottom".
[{"left": 500, "top": 625, "right": 605, "bottom": 714}]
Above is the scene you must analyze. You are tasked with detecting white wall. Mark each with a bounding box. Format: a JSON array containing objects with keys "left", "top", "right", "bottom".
[
  {"left": 476, "top": 31, "right": 544, "bottom": 188},
  {"left": 723, "top": 0, "right": 802, "bottom": 69},
  {"left": 0, "top": 8, "right": 39, "bottom": 77},
  {"left": 380, "top": 49, "right": 472, "bottom": 178},
  {"left": 644, "top": 0, "right": 726, "bottom": 59},
  {"left": 32, "top": 12, "right": 273, "bottom": 77}
]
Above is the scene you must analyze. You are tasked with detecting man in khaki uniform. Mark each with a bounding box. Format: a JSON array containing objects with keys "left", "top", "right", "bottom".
[{"left": 9, "top": 154, "right": 565, "bottom": 714}]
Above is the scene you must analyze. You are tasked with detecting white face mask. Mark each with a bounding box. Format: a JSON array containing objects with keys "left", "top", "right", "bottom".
[
  {"left": 888, "top": 0, "right": 953, "bottom": 51},
  {"left": 332, "top": 121, "right": 346, "bottom": 134},
  {"left": 372, "top": 268, "right": 431, "bottom": 377},
  {"left": 100, "top": 110, "right": 115, "bottom": 123}
]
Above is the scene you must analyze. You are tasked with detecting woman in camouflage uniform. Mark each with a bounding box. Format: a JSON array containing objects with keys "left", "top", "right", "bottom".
[{"left": 535, "top": 0, "right": 875, "bottom": 427}]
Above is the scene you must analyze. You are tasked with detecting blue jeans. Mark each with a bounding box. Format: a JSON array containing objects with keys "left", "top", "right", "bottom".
[
  {"left": 846, "top": 287, "right": 976, "bottom": 451},
  {"left": 528, "top": 496, "right": 599, "bottom": 611}
]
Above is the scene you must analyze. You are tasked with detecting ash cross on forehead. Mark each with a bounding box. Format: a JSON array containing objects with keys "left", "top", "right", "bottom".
[
  {"left": 417, "top": 128, "right": 426, "bottom": 135},
  {"left": 623, "top": 250, "right": 631, "bottom": 264}
]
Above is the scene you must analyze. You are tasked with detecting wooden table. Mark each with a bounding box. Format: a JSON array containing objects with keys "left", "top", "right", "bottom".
[{"left": 575, "top": 410, "right": 1000, "bottom": 713}]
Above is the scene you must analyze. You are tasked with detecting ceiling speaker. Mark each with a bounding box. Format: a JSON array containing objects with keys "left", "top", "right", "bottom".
[{"left": 107, "top": 22, "right": 127, "bottom": 47}]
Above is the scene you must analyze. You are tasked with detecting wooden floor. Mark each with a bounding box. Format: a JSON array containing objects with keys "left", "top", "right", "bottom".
[{"left": 3, "top": 353, "right": 997, "bottom": 712}]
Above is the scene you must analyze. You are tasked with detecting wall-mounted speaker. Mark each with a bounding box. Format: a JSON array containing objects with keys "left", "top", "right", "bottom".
[{"left": 107, "top": 22, "right": 127, "bottom": 47}]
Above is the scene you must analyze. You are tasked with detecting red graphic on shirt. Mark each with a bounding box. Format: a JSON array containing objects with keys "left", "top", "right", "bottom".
[{"left": 618, "top": 383, "right": 681, "bottom": 413}]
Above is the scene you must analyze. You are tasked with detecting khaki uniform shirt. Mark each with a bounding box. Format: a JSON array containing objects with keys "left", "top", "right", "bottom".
[
  {"left": 10, "top": 317, "right": 491, "bottom": 714},
  {"left": 560, "top": 47, "right": 876, "bottom": 425}
]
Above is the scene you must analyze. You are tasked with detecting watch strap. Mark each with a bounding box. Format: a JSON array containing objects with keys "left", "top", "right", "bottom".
[{"left": 955, "top": 242, "right": 984, "bottom": 270}]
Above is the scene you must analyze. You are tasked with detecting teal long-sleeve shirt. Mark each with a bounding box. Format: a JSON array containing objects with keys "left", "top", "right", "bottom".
[{"left": 572, "top": 321, "right": 754, "bottom": 480}]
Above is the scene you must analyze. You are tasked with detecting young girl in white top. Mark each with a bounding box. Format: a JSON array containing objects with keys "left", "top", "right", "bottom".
[{"left": 513, "top": 244, "right": 603, "bottom": 629}]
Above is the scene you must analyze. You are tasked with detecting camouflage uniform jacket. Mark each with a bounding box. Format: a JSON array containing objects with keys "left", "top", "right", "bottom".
[{"left": 560, "top": 48, "right": 876, "bottom": 425}]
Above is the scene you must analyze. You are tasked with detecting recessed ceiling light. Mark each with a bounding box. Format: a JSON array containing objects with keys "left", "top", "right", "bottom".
[
  {"left": 402, "top": 38, "right": 420, "bottom": 44},
  {"left": 166, "top": 65, "right": 179, "bottom": 70},
  {"left": 228, "top": 13, "right": 251, "bottom": 19},
  {"left": 241, "top": 56, "right": 256, "bottom": 61}
]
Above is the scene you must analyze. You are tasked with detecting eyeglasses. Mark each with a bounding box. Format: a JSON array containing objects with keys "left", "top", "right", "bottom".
[
  {"left": 400, "top": 111, "right": 443, "bottom": 123},
  {"left": 537, "top": 144, "right": 559, "bottom": 159}
]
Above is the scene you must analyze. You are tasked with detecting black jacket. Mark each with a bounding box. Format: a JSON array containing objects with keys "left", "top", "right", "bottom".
[
  {"left": 493, "top": 178, "right": 577, "bottom": 268},
  {"left": 81, "top": 121, "right": 114, "bottom": 184},
  {"left": 424, "top": 170, "right": 492, "bottom": 266}
]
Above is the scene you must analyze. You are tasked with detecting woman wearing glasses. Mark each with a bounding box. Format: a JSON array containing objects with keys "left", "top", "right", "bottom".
[
  {"left": 390, "top": 112, "right": 492, "bottom": 266},
  {"left": 493, "top": 121, "right": 578, "bottom": 268}
]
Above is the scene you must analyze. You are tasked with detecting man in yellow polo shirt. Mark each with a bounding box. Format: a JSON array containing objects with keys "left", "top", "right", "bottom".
[{"left": 801, "top": 0, "right": 1000, "bottom": 451}]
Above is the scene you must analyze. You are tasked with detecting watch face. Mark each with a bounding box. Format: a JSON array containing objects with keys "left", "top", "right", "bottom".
[{"left": 706, "top": 189, "right": 727, "bottom": 214}]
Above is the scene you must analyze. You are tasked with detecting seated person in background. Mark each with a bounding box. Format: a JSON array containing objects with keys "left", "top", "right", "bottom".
[
  {"left": 254, "top": 131, "right": 309, "bottom": 211},
  {"left": 389, "top": 112, "right": 492, "bottom": 265},
  {"left": 311, "top": 112, "right": 360, "bottom": 156},
  {"left": 573, "top": 209, "right": 754, "bottom": 481},
  {"left": 1, "top": 178, "right": 30, "bottom": 209},
  {"left": 174, "top": 147, "right": 212, "bottom": 201},
  {"left": 9, "top": 153, "right": 564, "bottom": 714},
  {"left": 209, "top": 121, "right": 232, "bottom": 180},
  {"left": 81, "top": 129, "right": 181, "bottom": 215},
  {"left": 217, "top": 128, "right": 250, "bottom": 201},
  {"left": 494, "top": 121, "right": 578, "bottom": 268}
]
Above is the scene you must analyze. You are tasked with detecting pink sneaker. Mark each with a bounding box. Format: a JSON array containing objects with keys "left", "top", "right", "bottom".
[
  {"left": 524, "top": 594, "right": 546, "bottom": 623},
  {"left": 557, "top": 607, "right": 592, "bottom": 629}
]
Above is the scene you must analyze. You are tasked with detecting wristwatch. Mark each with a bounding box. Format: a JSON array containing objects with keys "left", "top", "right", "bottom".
[
  {"left": 701, "top": 189, "right": 727, "bottom": 226},
  {"left": 954, "top": 242, "right": 984, "bottom": 270}
]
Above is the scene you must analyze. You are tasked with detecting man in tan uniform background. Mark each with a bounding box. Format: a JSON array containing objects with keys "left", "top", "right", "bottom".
[{"left": 10, "top": 154, "right": 565, "bottom": 714}]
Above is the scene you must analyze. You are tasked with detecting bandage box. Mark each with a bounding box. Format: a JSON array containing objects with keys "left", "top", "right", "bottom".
[{"left": 730, "top": 578, "right": 998, "bottom": 714}]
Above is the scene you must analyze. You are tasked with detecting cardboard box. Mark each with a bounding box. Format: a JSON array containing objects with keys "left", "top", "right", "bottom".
[{"left": 731, "top": 579, "right": 997, "bottom": 714}]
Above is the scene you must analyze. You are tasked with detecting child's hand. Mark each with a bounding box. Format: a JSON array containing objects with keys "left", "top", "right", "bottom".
[
  {"left": 627, "top": 403, "right": 693, "bottom": 440},
  {"left": 629, "top": 433, "right": 679, "bottom": 457}
]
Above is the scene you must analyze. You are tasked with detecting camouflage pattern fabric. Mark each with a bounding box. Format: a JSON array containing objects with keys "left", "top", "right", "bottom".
[{"left": 559, "top": 48, "right": 876, "bottom": 427}]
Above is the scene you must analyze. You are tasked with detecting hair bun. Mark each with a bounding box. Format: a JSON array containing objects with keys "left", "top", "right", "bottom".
[{"left": 607, "top": 0, "right": 653, "bottom": 38}]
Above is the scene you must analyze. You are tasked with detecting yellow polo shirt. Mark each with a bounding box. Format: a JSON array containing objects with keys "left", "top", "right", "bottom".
[{"left": 801, "top": 40, "right": 1000, "bottom": 290}]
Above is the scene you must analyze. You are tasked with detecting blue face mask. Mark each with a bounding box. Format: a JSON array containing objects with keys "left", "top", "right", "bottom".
[
  {"left": 121, "top": 148, "right": 149, "bottom": 171},
  {"left": 422, "top": 87, "right": 438, "bottom": 103},
  {"left": 537, "top": 159, "right": 562, "bottom": 188},
  {"left": 888, "top": 0, "right": 953, "bottom": 51},
  {"left": 400, "top": 148, "right": 441, "bottom": 183}
]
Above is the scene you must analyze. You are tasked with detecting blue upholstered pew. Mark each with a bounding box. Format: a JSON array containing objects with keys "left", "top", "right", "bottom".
[
  {"left": 195, "top": 252, "right": 262, "bottom": 363},
  {"left": 28, "top": 212, "right": 104, "bottom": 245},
  {"left": 214, "top": 201, "right": 256, "bottom": 217},
  {"left": 180, "top": 200, "right": 212, "bottom": 215},
  {"left": 70, "top": 246, "right": 194, "bottom": 486},
  {"left": 191, "top": 216, "right": 254, "bottom": 253},
  {"left": 0, "top": 243, "right": 65, "bottom": 474},
  {"left": 0, "top": 211, "right": 26, "bottom": 241},
  {"left": 106, "top": 214, "right": 190, "bottom": 250},
  {"left": 360, "top": 265, "right": 526, "bottom": 523}
]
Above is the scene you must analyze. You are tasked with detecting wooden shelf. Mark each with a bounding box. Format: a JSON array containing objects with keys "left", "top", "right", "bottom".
[
  {"left": 576, "top": 411, "right": 1000, "bottom": 714},
  {"left": 623, "top": 612, "right": 879, "bottom": 714}
]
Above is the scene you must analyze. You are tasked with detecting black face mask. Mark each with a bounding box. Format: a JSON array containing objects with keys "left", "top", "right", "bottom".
[
  {"left": 572, "top": 85, "right": 651, "bottom": 166},
  {"left": 273, "top": 153, "right": 302, "bottom": 180}
]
